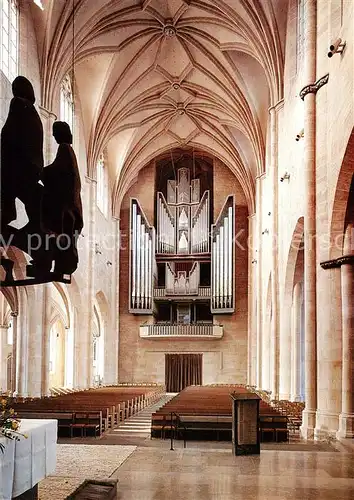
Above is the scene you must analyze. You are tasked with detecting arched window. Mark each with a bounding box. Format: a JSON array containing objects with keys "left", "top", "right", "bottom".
[
  {"left": 7, "top": 321, "right": 13, "bottom": 345},
  {"left": 0, "top": 0, "right": 18, "bottom": 82},
  {"left": 96, "top": 153, "right": 108, "bottom": 216},
  {"left": 60, "top": 74, "right": 74, "bottom": 132},
  {"left": 297, "top": 0, "right": 305, "bottom": 71}
]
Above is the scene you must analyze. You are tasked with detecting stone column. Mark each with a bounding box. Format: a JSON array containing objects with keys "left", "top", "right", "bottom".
[
  {"left": 248, "top": 213, "right": 257, "bottom": 385},
  {"left": 17, "top": 289, "right": 29, "bottom": 397},
  {"left": 337, "top": 224, "right": 354, "bottom": 438},
  {"left": 300, "top": 0, "right": 317, "bottom": 439},
  {"left": 39, "top": 106, "right": 57, "bottom": 164},
  {"left": 41, "top": 283, "right": 51, "bottom": 396},
  {"left": 10, "top": 312, "right": 18, "bottom": 394},
  {"left": 269, "top": 100, "right": 283, "bottom": 399},
  {"left": 291, "top": 282, "right": 302, "bottom": 401},
  {"left": 27, "top": 285, "right": 50, "bottom": 397},
  {"left": 0, "top": 324, "right": 9, "bottom": 393},
  {"left": 82, "top": 176, "right": 96, "bottom": 388},
  {"left": 255, "top": 175, "right": 264, "bottom": 387}
]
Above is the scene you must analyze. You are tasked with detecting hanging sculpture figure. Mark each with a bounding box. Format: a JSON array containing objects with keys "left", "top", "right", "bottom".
[
  {"left": 40, "top": 121, "right": 83, "bottom": 275},
  {"left": 0, "top": 77, "right": 82, "bottom": 284},
  {"left": 0, "top": 76, "right": 46, "bottom": 282},
  {"left": 0, "top": 76, "right": 44, "bottom": 237}
]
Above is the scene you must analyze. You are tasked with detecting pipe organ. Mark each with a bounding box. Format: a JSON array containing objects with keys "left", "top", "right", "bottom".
[
  {"left": 129, "top": 199, "right": 156, "bottom": 313},
  {"left": 129, "top": 161, "right": 235, "bottom": 323},
  {"left": 156, "top": 168, "right": 210, "bottom": 255},
  {"left": 165, "top": 262, "right": 199, "bottom": 295},
  {"left": 211, "top": 196, "right": 235, "bottom": 313}
]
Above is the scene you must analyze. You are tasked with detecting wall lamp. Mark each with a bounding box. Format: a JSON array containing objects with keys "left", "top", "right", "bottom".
[
  {"left": 106, "top": 261, "right": 113, "bottom": 266},
  {"left": 262, "top": 229, "right": 269, "bottom": 235},
  {"left": 328, "top": 38, "right": 346, "bottom": 58},
  {"left": 295, "top": 129, "right": 304, "bottom": 141},
  {"left": 280, "top": 172, "right": 290, "bottom": 182},
  {"left": 95, "top": 243, "right": 102, "bottom": 255}
]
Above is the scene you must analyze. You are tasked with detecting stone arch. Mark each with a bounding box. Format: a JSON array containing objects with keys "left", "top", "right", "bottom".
[
  {"left": 330, "top": 127, "right": 354, "bottom": 259},
  {"left": 95, "top": 290, "right": 110, "bottom": 325},
  {"left": 92, "top": 291, "right": 109, "bottom": 385},
  {"left": 284, "top": 217, "right": 304, "bottom": 300},
  {"left": 52, "top": 282, "right": 71, "bottom": 328}
]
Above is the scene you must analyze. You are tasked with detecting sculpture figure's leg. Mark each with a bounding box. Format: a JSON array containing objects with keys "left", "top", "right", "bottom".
[{"left": 0, "top": 257, "right": 15, "bottom": 282}]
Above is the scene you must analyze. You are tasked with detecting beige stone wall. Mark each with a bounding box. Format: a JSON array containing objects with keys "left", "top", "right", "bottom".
[{"left": 254, "top": 0, "right": 354, "bottom": 436}]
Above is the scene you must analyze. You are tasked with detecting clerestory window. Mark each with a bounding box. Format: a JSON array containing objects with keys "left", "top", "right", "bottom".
[{"left": 0, "top": 0, "right": 18, "bottom": 82}]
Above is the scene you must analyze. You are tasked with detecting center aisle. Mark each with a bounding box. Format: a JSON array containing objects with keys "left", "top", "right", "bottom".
[{"left": 110, "top": 393, "right": 177, "bottom": 441}]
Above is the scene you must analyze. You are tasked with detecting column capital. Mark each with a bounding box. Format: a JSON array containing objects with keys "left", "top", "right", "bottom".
[
  {"left": 268, "top": 99, "right": 284, "bottom": 114},
  {"left": 320, "top": 254, "right": 354, "bottom": 269},
  {"left": 255, "top": 173, "right": 266, "bottom": 182},
  {"left": 299, "top": 74, "right": 329, "bottom": 101},
  {"left": 85, "top": 175, "right": 97, "bottom": 184},
  {"left": 38, "top": 105, "right": 57, "bottom": 120}
]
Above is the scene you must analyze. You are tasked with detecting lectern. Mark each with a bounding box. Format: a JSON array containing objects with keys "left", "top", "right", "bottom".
[{"left": 230, "top": 392, "right": 260, "bottom": 456}]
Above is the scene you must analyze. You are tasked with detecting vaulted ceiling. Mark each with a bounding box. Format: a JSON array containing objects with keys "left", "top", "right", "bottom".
[{"left": 32, "top": 0, "right": 289, "bottom": 212}]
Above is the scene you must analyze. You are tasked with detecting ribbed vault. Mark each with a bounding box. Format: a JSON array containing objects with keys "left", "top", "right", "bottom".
[{"left": 32, "top": 0, "right": 289, "bottom": 214}]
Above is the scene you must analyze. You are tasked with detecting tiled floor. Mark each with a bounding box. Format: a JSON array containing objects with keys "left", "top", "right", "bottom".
[
  {"left": 57, "top": 396, "right": 354, "bottom": 499},
  {"left": 113, "top": 446, "right": 354, "bottom": 500}
]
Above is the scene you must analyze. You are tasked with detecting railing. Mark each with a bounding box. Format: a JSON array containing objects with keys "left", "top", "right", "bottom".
[
  {"left": 140, "top": 323, "right": 223, "bottom": 338},
  {"left": 153, "top": 286, "right": 211, "bottom": 298},
  {"left": 169, "top": 412, "right": 187, "bottom": 450}
]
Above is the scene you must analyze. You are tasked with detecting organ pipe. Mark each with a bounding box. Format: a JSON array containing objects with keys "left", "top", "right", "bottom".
[
  {"left": 130, "top": 199, "right": 155, "bottom": 313},
  {"left": 211, "top": 196, "right": 235, "bottom": 313},
  {"left": 191, "top": 191, "right": 209, "bottom": 253},
  {"left": 157, "top": 193, "right": 175, "bottom": 254}
]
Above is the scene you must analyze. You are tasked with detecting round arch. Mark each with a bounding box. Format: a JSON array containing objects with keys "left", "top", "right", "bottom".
[{"left": 330, "top": 128, "right": 354, "bottom": 259}]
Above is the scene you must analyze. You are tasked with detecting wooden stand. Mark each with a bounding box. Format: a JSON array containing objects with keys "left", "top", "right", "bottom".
[{"left": 231, "top": 392, "right": 260, "bottom": 456}]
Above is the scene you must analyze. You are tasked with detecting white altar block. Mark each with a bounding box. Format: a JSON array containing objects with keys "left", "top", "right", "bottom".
[
  {"left": 0, "top": 419, "right": 57, "bottom": 499},
  {"left": 0, "top": 436, "right": 15, "bottom": 500}
]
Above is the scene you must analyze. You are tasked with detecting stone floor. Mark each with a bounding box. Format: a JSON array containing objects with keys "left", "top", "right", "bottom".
[
  {"left": 113, "top": 444, "right": 354, "bottom": 500},
  {"left": 48, "top": 397, "right": 354, "bottom": 499}
]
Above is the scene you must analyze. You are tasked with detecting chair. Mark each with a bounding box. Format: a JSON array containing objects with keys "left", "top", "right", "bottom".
[
  {"left": 85, "top": 413, "right": 101, "bottom": 438},
  {"left": 71, "top": 413, "right": 87, "bottom": 438}
]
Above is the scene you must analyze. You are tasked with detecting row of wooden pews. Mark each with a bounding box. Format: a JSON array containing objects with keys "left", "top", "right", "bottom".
[
  {"left": 151, "top": 385, "right": 289, "bottom": 442},
  {"left": 247, "top": 386, "right": 305, "bottom": 435},
  {"left": 13, "top": 384, "right": 165, "bottom": 438}
]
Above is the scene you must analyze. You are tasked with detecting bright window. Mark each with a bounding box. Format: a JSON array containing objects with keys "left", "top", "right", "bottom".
[
  {"left": 0, "top": 0, "right": 18, "bottom": 82},
  {"left": 96, "top": 154, "right": 108, "bottom": 216},
  {"left": 7, "top": 322, "right": 13, "bottom": 345},
  {"left": 60, "top": 74, "right": 74, "bottom": 133},
  {"left": 297, "top": 0, "right": 305, "bottom": 71}
]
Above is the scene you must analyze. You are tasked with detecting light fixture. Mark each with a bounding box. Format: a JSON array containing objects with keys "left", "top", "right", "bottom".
[
  {"left": 328, "top": 38, "right": 346, "bottom": 58},
  {"left": 280, "top": 172, "right": 290, "bottom": 182},
  {"left": 295, "top": 129, "right": 304, "bottom": 141}
]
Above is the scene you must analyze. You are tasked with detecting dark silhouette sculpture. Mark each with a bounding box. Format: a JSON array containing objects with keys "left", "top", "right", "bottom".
[
  {"left": 0, "top": 77, "right": 83, "bottom": 285},
  {"left": 1, "top": 76, "right": 44, "bottom": 236},
  {"left": 40, "top": 121, "right": 83, "bottom": 275}
]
